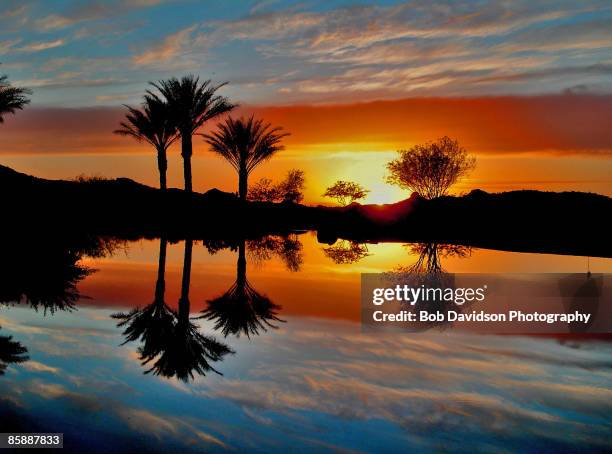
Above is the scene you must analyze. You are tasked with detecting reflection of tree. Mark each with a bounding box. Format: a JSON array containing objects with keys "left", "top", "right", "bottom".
[
  {"left": 0, "top": 236, "right": 120, "bottom": 314},
  {"left": 113, "top": 239, "right": 233, "bottom": 382},
  {"left": 201, "top": 241, "right": 282, "bottom": 337},
  {"left": 389, "top": 242, "right": 472, "bottom": 331},
  {"left": 113, "top": 238, "right": 175, "bottom": 360},
  {"left": 323, "top": 240, "right": 370, "bottom": 264},
  {"left": 0, "top": 329, "right": 29, "bottom": 376},
  {"left": 399, "top": 243, "right": 471, "bottom": 275},
  {"left": 246, "top": 235, "right": 303, "bottom": 272},
  {"left": 200, "top": 240, "right": 283, "bottom": 338}
]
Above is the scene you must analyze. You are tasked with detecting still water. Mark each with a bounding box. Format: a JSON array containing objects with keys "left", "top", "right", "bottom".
[{"left": 1, "top": 233, "right": 611, "bottom": 452}]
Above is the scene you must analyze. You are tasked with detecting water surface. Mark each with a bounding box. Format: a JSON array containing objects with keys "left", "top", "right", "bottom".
[{"left": 1, "top": 234, "right": 611, "bottom": 452}]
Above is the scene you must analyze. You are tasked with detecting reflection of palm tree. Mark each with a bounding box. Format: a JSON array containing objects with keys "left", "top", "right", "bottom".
[
  {"left": 112, "top": 238, "right": 175, "bottom": 357},
  {"left": 323, "top": 240, "right": 370, "bottom": 264},
  {"left": 200, "top": 240, "right": 283, "bottom": 338},
  {"left": 150, "top": 76, "right": 235, "bottom": 192},
  {"left": 114, "top": 96, "right": 179, "bottom": 190},
  {"left": 0, "top": 329, "right": 28, "bottom": 376},
  {"left": 204, "top": 116, "right": 289, "bottom": 200},
  {"left": 113, "top": 239, "right": 233, "bottom": 382}
]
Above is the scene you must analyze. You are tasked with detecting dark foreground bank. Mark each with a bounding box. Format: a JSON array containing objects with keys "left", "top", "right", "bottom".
[{"left": 1, "top": 164, "right": 610, "bottom": 257}]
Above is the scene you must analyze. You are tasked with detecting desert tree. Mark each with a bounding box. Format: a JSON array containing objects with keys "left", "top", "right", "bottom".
[
  {"left": 150, "top": 75, "right": 235, "bottom": 192},
  {"left": 278, "top": 169, "right": 305, "bottom": 203},
  {"left": 323, "top": 180, "right": 369, "bottom": 206},
  {"left": 386, "top": 136, "right": 475, "bottom": 199},
  {"left": 249, "top": 169, "right": 305, "bottom": 203},
  {"left": 114, "top": 95, "right": 178, "bottom": 190},
  {"left": 203, "top": 115, "right": 289, "bottom": 200}
]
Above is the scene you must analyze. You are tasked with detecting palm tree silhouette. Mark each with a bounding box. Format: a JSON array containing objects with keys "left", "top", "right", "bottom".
[
  {"left": 200, "top": 240, "right": 283, "bottom": 338},
  {"left": 149, "top": 75, "right": 235, "bottom": 192},
  {"left": 203, "top": 115, "right": 289, "bottom": 200},
  {"left": 114, "top": 96, "right": 179, "bottom": 190},
  {"left": 0, "top": 329, "right": 29, "bottom": 376},
  {"left": 0, "top": 72, "right": 31, "bottom": 123}
]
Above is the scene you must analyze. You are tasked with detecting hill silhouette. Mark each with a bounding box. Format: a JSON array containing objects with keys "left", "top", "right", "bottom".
[{"left": 1, "top": 164, "right": 609, "bottom": 257}]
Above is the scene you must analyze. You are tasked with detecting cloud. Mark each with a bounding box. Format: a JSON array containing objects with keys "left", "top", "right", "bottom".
[
  {"left": 132, "top": 25, "right": 199, "bottom": 66},
  {"left": 17, "top": 39, "right": 65, "bottom": 53},
  {"left": 1, "top": 95, "right": 611, "bottom": 156},
  {"left": 36, "top": 0, "right": 166, "bottom": 31},
  {"left": 116, "top": 408, "right": 228, "bottom": 448},
  {"left": 22, "top": 361, "right": 60, "bottom": 374}
]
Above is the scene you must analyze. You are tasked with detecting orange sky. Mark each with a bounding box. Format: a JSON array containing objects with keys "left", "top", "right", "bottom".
[{"left": 1, "top": 95, "right": 611, "bottom": 203}]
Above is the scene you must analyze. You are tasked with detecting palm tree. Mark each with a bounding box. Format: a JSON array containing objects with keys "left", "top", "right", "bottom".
[
  {"left": 204, "top": 116, "right": 289, "bottom": 200},
  {"left": 0, "top": 73, "right": 31, "bottom": 123},
  {"left": 114, "top": 95, "right": 178, "bottom": 190},
  {"left": 149, "top": 75, "right": 235, "bottom": 192}
]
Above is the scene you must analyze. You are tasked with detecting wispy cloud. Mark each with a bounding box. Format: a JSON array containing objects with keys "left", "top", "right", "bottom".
[{"left": 132, "top": 25, "right": 200, "bottom": 66}]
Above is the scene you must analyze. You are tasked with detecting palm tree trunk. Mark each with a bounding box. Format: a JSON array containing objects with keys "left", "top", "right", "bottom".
[
  {"left": 157, "top": 149, "right": 168, "bottom": 191},
  {"left": 238, "top": 167, "right": 248, "bottom": 200},
  {"left": 178, "top": 239, "right": 193, "bottom": 324},
  {"left": 181, "top": 132, "right": 193, "bottom": 193}
]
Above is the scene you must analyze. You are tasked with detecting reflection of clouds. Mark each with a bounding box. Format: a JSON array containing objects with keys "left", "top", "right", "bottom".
[
  {"left": 1, "top": 308, "right": 611, "bottom": 451},
  {"left": 22, "top": 361, "right": 59, "bottom": 374},
  {"left": 116, "top": 408, "right": 228, "bottom": 449},
  {"left": 202, "top": 324, "right": 612, "bottom": 449}
]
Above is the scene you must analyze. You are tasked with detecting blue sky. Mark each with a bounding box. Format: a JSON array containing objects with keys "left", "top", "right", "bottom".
[{"left": 1, "top": 0, "right": 612, "bottom": 107}]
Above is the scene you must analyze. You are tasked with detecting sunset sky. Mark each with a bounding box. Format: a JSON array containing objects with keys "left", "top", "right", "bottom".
[{"left": 1, "top": 0, "right": 611, "bottom": 202}]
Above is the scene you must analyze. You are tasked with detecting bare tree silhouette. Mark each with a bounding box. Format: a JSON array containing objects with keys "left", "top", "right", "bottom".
[
  {"left": 149, "top": 75, "right": 235, "bottom": 192},
  {"left": 249, "top": 169, "right": 305, "bottom": 203},
  {"left": 115, "top": 96, "right": 179, "bottom": 190},
  {"left": 203, "top": 115, "right": 289, "bottom": 200},
  {"left": 323, "top": 180, "right": 369, "bottom": 206},
  {"left": 387, "top": 136, "right": 475, "bottom": 199}
]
